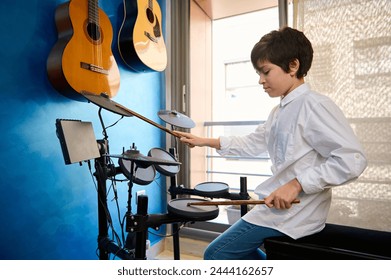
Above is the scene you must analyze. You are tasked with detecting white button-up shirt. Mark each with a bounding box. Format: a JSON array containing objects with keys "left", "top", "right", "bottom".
[{"left": 218, "top": 84, "right": 367, "bottom": 239}]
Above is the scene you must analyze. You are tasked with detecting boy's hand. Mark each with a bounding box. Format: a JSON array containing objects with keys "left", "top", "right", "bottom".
[
  {"left": 174, "top": 131, "right": 221, "bottom": 149},
  {"left": 264, "top": 178, "right": 302, "bottom": 209},
  {"left": 174, "top": 131, "right": 198, "bottom": 148}
]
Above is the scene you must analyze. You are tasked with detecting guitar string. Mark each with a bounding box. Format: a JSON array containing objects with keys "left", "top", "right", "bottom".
[
  {"left": 96, "top": 0, "right": 102, "bottom": 89},
  {"left": 90, "top": 0, "right": 102, "bottom": 92}
]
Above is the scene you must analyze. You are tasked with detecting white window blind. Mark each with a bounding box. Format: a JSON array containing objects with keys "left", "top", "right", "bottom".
[{"left": 294, "top": 0, "right": 391, "bottom": 231}]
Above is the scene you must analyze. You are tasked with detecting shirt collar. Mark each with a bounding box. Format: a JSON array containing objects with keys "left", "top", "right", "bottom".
[{"left": 280, "top": 83, "right": 310, "bottom": 107}]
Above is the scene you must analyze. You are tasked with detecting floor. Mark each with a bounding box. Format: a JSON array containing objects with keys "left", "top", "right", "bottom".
[
  {"left": 154, "top": 236, "right": 209, "bottom": 260},
  {"left": 148, "top": 207, "right": 238, "bottom": 260}
]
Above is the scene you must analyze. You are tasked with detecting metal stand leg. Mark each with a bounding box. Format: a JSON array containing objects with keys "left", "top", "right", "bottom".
[
  {"left": 169, "top": 148, "right": 181, "bottom": 260},
  {"left": 95, "top": 140, "right": 110, "bottom": 260},
  {"left": 135, "top": 195, "right": 149, "bottom": 260},
  {"left": 240, "top": 177, "right": 249, "bottom": 216}
]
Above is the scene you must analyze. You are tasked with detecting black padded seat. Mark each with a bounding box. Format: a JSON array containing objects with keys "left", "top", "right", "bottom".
[{"left": 264, "top": 223, "right": 391, "bottom": 260}]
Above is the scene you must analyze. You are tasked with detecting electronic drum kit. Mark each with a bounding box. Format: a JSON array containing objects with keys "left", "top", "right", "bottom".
[{"left": 82, "top": 92, "right": 257, "bottom": 260}]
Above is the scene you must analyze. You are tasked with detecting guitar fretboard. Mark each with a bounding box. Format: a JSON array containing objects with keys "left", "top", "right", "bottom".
[{"left": 88, "top": 0, "right": 100, "bottom": 25}]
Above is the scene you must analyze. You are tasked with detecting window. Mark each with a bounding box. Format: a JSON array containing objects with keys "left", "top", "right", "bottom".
[
  {"left": 189, "top": 6, "right": 289, "bottom": 225},
  {"left": 211, "top": 8, "right": 282, "bottom": 122}
]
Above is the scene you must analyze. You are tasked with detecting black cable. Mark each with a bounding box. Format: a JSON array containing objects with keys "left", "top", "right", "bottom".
[
  {"left": 105, "top": 115, "right": 124, "bottom": 130},
  {"left": 88, "top": 161, "right": 123, "bottom": 252}
]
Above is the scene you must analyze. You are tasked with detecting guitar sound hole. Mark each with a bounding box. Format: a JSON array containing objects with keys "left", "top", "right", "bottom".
[
  {"left": 153, "top": 18, "right": 161, "bottom": 38},
  {"left": 87, "top": 22, "right": 101, "bottom": 41},
  {"left": 146, "top": 8, "right": 155, "bottom": 24}
]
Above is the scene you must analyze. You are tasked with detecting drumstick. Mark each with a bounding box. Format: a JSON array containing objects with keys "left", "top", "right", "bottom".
[
  {"left": 115, "top": 103, "right": 181, "bottom": 138},
  {"left": 187, "top": 199, "right": 300, "bottom": 207}
]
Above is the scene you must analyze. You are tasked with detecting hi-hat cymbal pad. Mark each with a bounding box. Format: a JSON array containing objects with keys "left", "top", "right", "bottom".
[{"left": 158, "top": 110, "right": 195, "bottom": 129}]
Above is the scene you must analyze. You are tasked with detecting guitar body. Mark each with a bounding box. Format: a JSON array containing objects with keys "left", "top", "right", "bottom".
[
  {"left": 118, "top": 0, "right": 167, "bottom": 72},
  {"left": 47, "top": 0, "right": 120, "bottom": 101}
]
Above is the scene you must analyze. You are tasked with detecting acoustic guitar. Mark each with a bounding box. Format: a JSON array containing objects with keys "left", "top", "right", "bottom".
[
  {"left": 47, "top": 0, "right": 120, "bottom": 101},
  {"left": 118, "top": 0, "right": 167, "bottom": 72}
]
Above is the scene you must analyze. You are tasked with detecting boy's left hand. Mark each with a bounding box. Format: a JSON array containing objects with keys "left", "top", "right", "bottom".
[{"left": 264, "top": 178, "right": 302, "bottom": 209}]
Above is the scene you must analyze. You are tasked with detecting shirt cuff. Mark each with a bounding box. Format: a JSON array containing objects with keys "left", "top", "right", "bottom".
[
  {"left": 296, "top": 172, "right": 324, "bottom": 194},
  {"left": 216, "top": 136, "right": 231, "bottom": 156}
]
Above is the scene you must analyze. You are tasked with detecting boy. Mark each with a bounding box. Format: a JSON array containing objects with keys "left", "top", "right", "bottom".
[{"left": 176, "top": 27, "right": 367, "bottom": 260}]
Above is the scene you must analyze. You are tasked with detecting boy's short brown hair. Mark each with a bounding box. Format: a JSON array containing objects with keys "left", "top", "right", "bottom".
[{"left": 251, "top": 27, "right": 313, "bottom": 79}]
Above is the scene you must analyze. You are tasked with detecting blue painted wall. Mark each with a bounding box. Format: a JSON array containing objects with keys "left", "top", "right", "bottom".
[{"left": 0, "top": 0, "right": 168, "bottom": 259}]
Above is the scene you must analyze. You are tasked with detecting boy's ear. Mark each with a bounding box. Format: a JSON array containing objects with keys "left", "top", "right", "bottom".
[{"left": 289, "top": 59, "right": 300, "bottom": 76}]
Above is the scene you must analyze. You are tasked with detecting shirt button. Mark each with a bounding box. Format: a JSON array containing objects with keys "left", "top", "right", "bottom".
[{"left": 354, "top": 153, "right": 360, "bottom": 159}]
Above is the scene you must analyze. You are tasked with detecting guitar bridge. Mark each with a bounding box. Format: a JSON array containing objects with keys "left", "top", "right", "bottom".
[{"left": 80, "top": 62, "right": 109, "bottom": 75}]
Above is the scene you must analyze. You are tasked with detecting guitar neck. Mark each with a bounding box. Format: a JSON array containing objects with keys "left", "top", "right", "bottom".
[{"left": 88, "top": 0, "right": 99, "bottom": 24}]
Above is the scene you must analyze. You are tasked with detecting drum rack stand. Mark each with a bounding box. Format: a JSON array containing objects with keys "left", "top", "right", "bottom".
[
  {"left": 93, "top": 110, "right": 201, "bottom": 260},
  {"left": 95, "top": 146, "right": 250, "bottom": 260},
  {"left": 93, "top": 108, "right": 251, "bottom": 260},
  {"left": 96, "top": 149, "right": 208, "bottom": 261}
]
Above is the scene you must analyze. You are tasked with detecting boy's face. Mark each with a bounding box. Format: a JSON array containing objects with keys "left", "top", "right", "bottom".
[{"left": 256, "top": 60, "right": 301, "bottom": 98}]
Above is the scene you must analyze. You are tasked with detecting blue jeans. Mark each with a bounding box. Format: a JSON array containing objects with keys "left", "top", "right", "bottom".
[{"left": 204, "top": 218, "right": 286, "bottom": 260}]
